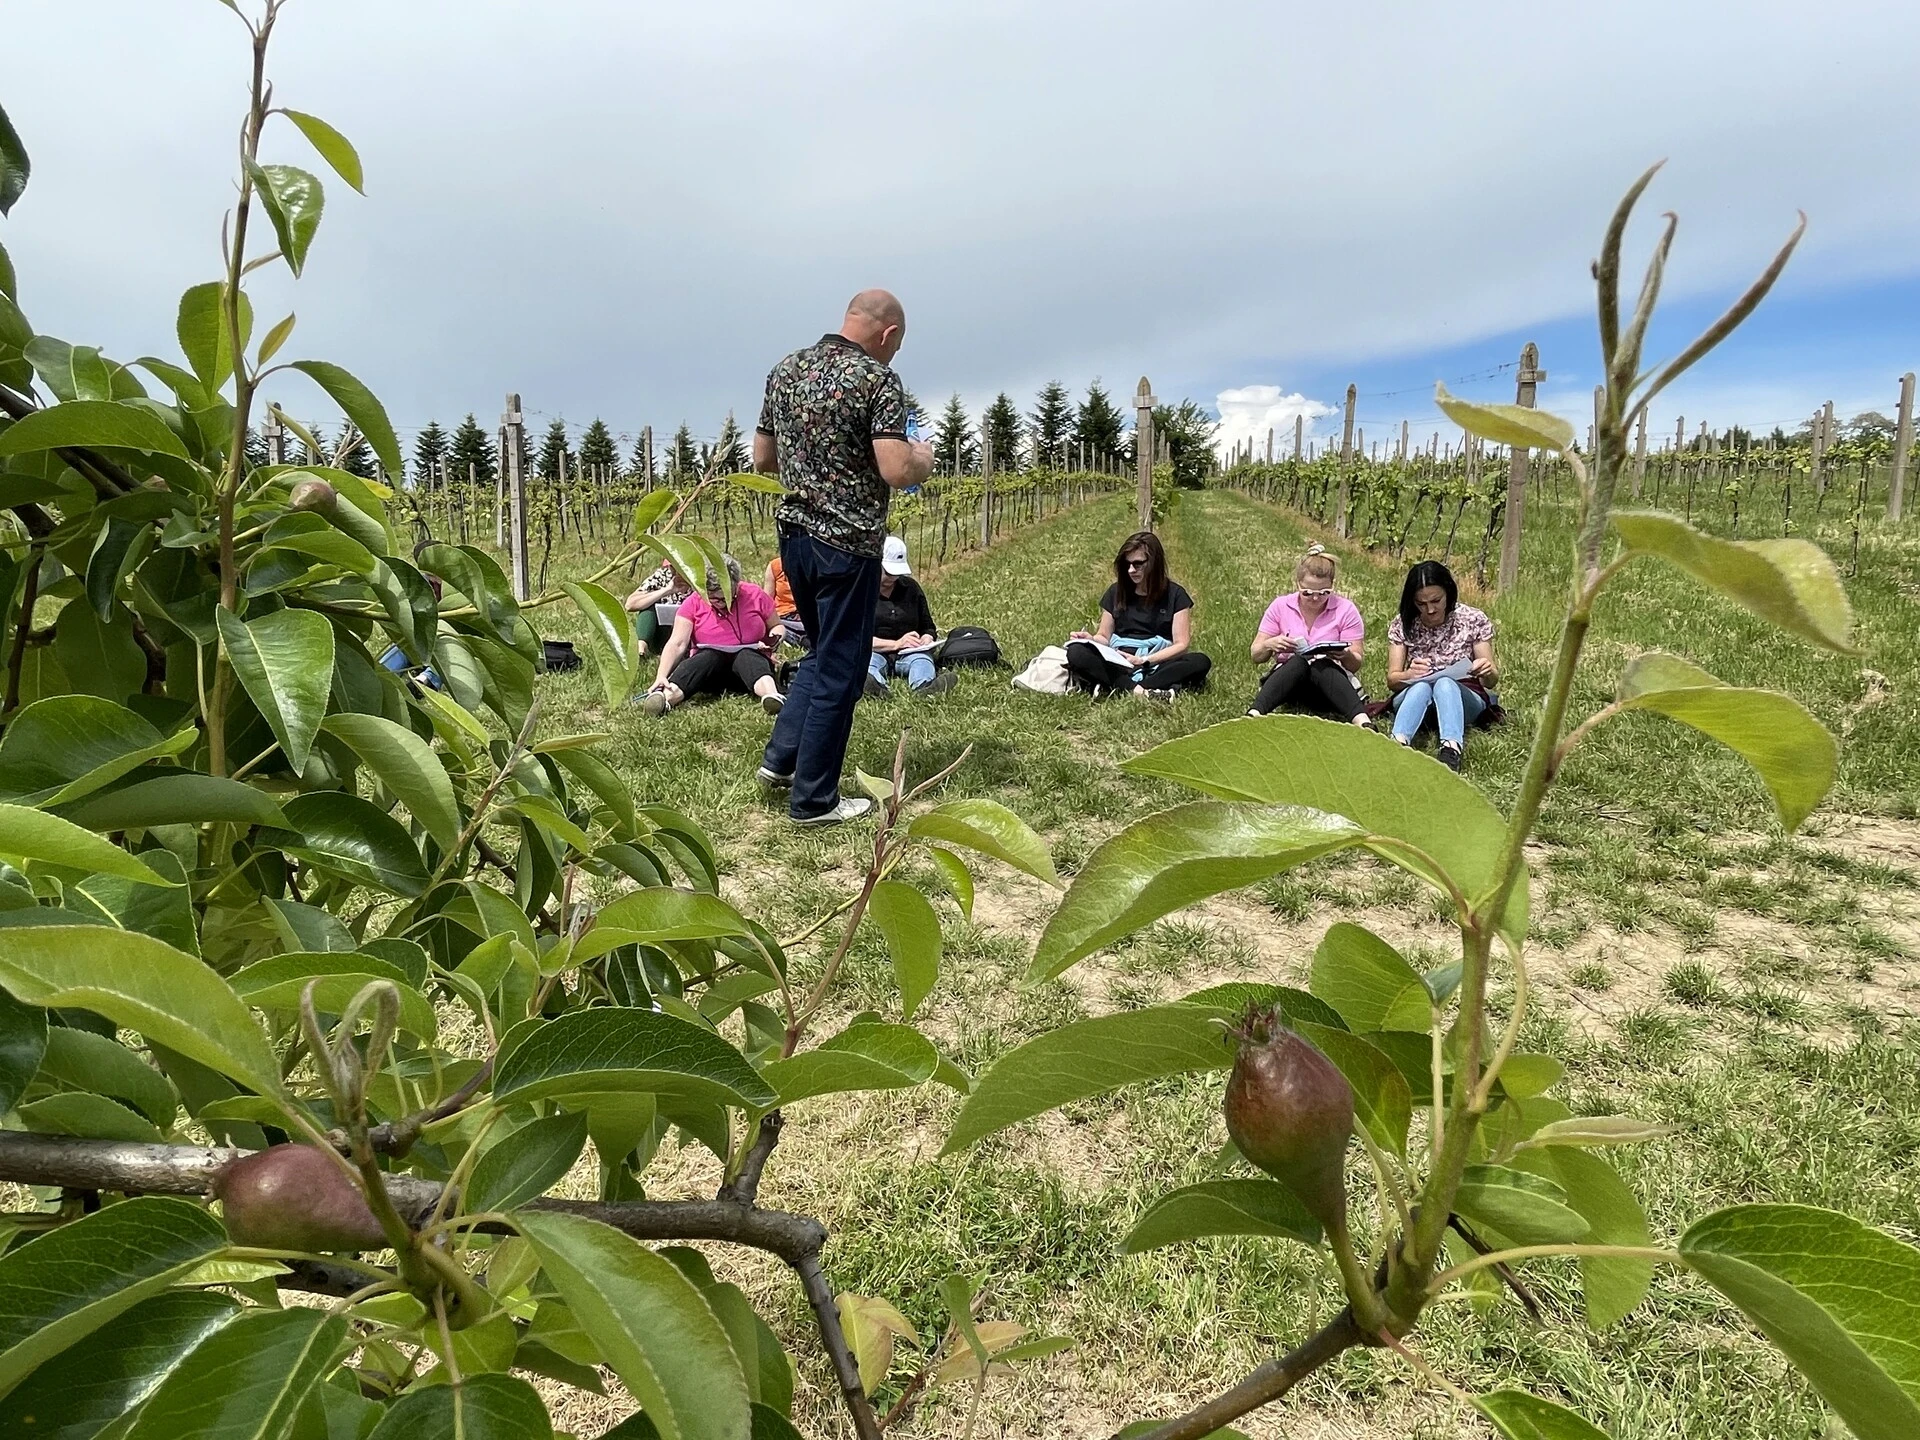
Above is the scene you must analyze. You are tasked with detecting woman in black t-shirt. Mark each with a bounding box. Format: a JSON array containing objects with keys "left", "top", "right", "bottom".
[{"left": 1065, "top": 531, "right": 1212, "bottom": 699}]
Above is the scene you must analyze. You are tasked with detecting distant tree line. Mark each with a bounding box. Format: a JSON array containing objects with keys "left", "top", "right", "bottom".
[{"left": 349, "top": 382, "right": 1225, "bottom": 493}]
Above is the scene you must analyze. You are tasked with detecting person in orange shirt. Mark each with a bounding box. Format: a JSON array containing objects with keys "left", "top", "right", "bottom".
[{"left": 765, "top": 555, "right": 807, "bottom": 649}]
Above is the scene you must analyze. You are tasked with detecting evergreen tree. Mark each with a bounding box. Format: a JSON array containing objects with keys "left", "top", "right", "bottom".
[
  {"left": 901, "top": 387, "right": 927, "bottom": 436},
  {"left": 669, "top": 424, "right": 699, "bottom": 479},
  {"left": 412, "top": 420, "right": 449, "bottom": 491},
  {"left": 537, "top": 419, "right": 572, "bottom": 481},
  {"left": 1073, "top": 382, "right": 1125, "bottom": 467},
  {"left": 1027, "top": 381, "right": 1072, "bottom": 469},
  {"left": 627, "top": 432, "right": 655, "bottom": 483},
  {"left": 713, "top": 412, "right": 747, "bottom": 473},
  {"left": 982, "top": 393, "right": 1023, "bottom": 471},
  {"left": 448, "top": 414, "right": 495, "bottom": 490},
  {"left": 302, "top": 421, "right": 329, "bottom": 467},
  {"left": 933, "top": 393, "right": 978, "bottom": 476},
  {"left": 1152, "top": 399, "right": 1220, "bottom": 488},
  {"left": 338, "top": 428, "right": 378, "bottom": 480},
  {"left": 578, "top": 418, "right": 617, "bottom": 476},
  {"left": 244, "top": 424, "right": 270, "bottom": 474}
]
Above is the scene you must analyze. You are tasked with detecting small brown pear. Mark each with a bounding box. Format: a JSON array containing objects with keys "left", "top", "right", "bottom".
[
  {"left": 1223, "top": 1005, "right": 1354, "bottom": 1229},
  {"left": 213, "top": 1144, "right": 388, "bottom": 1252}
]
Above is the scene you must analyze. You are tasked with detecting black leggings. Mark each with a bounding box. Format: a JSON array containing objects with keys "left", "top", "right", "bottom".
[
  {"left": 668, "top": 647, "right": 775, "bottom": 698},
  {"left": 1065, "top": 641, "right": 1212, "bottom": 694},
  {"left": 1249, "top": 653, "right": 1365, "bottom": 720}
]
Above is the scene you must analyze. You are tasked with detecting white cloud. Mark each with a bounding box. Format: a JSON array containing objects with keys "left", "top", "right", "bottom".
[
  {"left": 2, "top": 0, "right": 1915, "bottom": 435},
  {"left": 1213, "top": 386, "right": 1336, "bottom": 461}
]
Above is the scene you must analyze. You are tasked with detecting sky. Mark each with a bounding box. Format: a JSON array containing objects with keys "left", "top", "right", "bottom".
[{"left": 5, "top": 0, "right": 1919, "bottom": 462}]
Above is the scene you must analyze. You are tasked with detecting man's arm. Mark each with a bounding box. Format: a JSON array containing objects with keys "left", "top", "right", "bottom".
[
  {"left": 874, "top": 437, "right": 933, "bottom": 490},
  {"left": 753, "top": 430, "right": 779, "bottom": 476}
]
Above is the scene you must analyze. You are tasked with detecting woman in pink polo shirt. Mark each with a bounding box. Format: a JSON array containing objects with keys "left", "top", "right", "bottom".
[
  {"left": 1245, "top": 545, "right": 1370, "bottom": 724},
  {"left": 638, "top": 554, "right": 786, "bottom": 717}
]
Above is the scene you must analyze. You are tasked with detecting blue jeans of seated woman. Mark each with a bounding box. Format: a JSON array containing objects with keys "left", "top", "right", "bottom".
[
  {"left": 869, "top": 649, "right": 937, "bottom": 689},
  {"left": 1391, "top": 676, "right": 1484, "bottom": 745}
]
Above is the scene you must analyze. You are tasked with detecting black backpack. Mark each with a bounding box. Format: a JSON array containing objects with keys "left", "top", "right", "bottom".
[
  {"left": 542, "top": 639, "right": 582, "bottom": 674},
  {"left": 937, "top": 626, "right": 1002, "bottom": 669}
]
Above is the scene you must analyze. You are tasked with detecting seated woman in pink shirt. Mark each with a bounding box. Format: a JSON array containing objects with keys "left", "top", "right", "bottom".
[
  {"left": 1245, "top": 545, "right": 1370, "bottom": 725},
  {"left": 637, "top": 554, "right": 786, "bottom": 717}
]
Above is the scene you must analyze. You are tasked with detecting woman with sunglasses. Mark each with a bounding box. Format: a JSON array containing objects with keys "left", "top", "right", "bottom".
[
  {"left": 1065, "top": 531, "right": 1212, "bottom": 699},
  {"left": 1245, "top": 545, "right": 1370, "bottom": 724}
]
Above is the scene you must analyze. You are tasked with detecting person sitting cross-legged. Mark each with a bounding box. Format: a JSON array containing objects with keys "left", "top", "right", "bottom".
[
  {"left": 1384, "top": 559, "right": 1498, "bottom": 771},
  {"left": 624, "top": 559, "right": 690, "bottom": 658},
  {"left": 1246, "top": 544, "right": 1370, "bottom": 725},
  {"left": 865, "top": 536, "right": 956, "bottom": 698},
  {"left": 637, "top": 554, "right": 786, "bottom": 717},
  {"left": 1064, "top": 530, "right": 1212, "bottom": 701}
]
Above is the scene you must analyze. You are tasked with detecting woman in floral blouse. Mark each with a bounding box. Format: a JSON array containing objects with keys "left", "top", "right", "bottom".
[{"left": 1385, "top": 560, "right": 1498, "bottom": 771}]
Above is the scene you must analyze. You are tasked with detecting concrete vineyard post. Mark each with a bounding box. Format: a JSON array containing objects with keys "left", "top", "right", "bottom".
[
  {"left": 1632, "top": 407, "right": 1648, "bottom": 498},
  {"left": 494, "top": 424, "right": 507, "bottom": 549},
  {"left": 641, "top": 425, "right": 654, "bottom": 494},
  {"left": 1135, "top": 376, "right": 1157, "bottom": 531},
  {"left": 1336, "top": 384, "right": 1356, "bottom": 537},
  {"left": 1399, "top": 420, "right": 1409, "bottom": 462},
  {"left": 1294, "top": 414, "right": 1304, "bottom": 460},
  {"left": 981, "top": 423, "right": 994, "bottom": 549},
  {"left": 1891, "top": 371, "right": 1915, "bottom": 521},
  {"left": 505, "top": 393, "right": 529, "bottom": 601},
  {"left": 1495, "top": 341, "right": 1544, "bottom": 592},
  {"left": 1810, "top": 407, "right": 1827, "bottom": 496}
]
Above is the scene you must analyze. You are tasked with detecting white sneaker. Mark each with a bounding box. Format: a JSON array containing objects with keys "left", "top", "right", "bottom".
[
  {"left": 791, "top": 795, "right": 875, "bottom": 828},
  {"left": 761, "top": 691, "right": 785, "bottom": 716},
  {"left": 637, "top": 690, "right": 672, "bottom": 716},
  {"left": 756, "top": 765, "right": 793, "bottom": 790}
]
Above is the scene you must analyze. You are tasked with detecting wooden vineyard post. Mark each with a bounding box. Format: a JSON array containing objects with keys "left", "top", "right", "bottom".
[
  {"left": 494, "top": 424, "right": 507, "bottom": 550},
  {"left": 504, "top": 393, "right": 529, "bottom": 600},
  {"left": 1890, "top": 372, "right": 1915, "bottom": 521},
  {"left": 1335, "top": 384, "right": 1357, "bottom": 536},
  {"left": 641, "top": 425, "right": 654, "bottom": 494},
  {"left": 1495, "top": 342, "right": 1544, "bottom": 592},
  {"left": 1810, "top": 407, "right": 1827, "bottom": 497},
  {"left": 1632, "top": 407, "right": 1648, "bottom": 498},
  {"left": 1135, "top": 377, "right": 1157, "bottom": 530},
  {"left": 262, "top": 409, "right": 285, "bottom": 466}
]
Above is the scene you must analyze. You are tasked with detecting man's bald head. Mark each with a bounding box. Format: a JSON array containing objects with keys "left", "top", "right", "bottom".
[{"left": 841, "top": 289, "right": 906, "bottom": 363}]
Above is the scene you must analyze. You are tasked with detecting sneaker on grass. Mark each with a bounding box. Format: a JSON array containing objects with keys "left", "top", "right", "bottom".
[{"left": 791, "top": 795, "right": 875, "bottom": 828}]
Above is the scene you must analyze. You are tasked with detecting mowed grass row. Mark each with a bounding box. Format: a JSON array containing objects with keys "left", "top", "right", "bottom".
[{"left": 520, "top": 490, "right": 1916, "bottom": 1438}]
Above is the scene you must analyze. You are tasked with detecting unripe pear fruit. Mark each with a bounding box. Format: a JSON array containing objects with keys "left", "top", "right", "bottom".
[
  {"left": 288, "top": 478, "right": 339, "bottom": 516},
  {"left": 1223, "top": 1006, "right": 1353, "bottom": 1228},
  {"left": 213, "top": 1144, "right": 389, "bottom": 1252}
]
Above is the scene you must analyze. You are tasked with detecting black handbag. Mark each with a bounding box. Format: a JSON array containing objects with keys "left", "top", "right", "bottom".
[{"left": 935, "top": 625, "right": 1002, "bottom": 669}]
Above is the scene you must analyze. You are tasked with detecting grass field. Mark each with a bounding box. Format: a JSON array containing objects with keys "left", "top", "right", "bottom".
[{"left": 522, "top": 487, "right": 1918, "bottom": 1439}]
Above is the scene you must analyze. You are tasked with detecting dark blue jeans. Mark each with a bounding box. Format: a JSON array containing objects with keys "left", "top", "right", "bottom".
[{"left": 761, "top": 525, "right": 882, "bottom": 818}]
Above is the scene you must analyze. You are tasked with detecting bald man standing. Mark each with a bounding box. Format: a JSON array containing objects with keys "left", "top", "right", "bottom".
[{"left": 754, "top": 291, "right": 934, "bottom": 824}]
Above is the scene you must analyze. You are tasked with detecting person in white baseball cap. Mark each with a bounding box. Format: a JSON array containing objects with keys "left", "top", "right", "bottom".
[{"left": 866, "top": 536, "right": 955, "bottom": 696}]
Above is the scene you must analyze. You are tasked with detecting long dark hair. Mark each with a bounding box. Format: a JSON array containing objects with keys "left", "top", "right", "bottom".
[
  {"left": 1399, "top": 560, "right": 1458, "bottom": 633},
  {"left": 1114, "top": 530, "right": 1167, "bottom": 605}
]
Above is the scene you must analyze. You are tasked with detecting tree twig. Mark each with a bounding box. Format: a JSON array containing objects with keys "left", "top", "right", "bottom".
[{"left": 1115, "top": 1310, "right": 1364, "bottom": 1440}]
